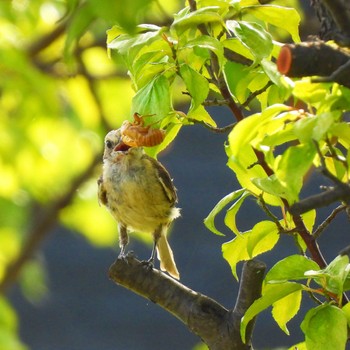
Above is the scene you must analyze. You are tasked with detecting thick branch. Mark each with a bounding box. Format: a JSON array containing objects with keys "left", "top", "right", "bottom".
[
  {"left": 277, "top": 42, "right": 350, "bottom": 88},
  {"left": 109, "top": 256, "right": 266, "bottom": 349}
]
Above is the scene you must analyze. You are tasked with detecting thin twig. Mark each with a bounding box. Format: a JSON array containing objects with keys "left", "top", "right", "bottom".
[
  {"left": 188, "top": 118, "right": 237, "bottom": 133},
  {"left": 241, "top": 81, "right": 274, "bottom": 109},
  {"left": 188, "top": 0, "right": 244, "bottom": 122},
  {"left": 257, "top": 195, "right": 284, "bottom": 232},
  {"left": 203, "top": 98, "right": 230, "bottom": 106},
  {"left": 313, "top": 204, "right": 347, "bottom": 239}
]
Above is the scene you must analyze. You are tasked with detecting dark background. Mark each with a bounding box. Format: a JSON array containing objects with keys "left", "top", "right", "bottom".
[{"left": 9, "top": 112, "right": 350, "bottom": 349}]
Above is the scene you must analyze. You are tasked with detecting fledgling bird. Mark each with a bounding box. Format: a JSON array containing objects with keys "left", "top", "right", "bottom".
[{"left": 98, "top": 128, "right": 180, "bottom": 279}]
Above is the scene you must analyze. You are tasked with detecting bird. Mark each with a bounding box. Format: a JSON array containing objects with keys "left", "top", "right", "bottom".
[{"left": 98, "top": 128, "right": 180, "bottom": 279}]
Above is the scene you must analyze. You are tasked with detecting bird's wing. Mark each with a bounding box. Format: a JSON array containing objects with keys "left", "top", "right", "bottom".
[{"left": 145, "top": 156, "right": 177, "bottom": 204}]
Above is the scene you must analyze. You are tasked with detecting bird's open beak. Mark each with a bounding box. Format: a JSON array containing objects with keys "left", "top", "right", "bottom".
[{"left": 114, "top": 141, "right": 130, "bottom": 152}]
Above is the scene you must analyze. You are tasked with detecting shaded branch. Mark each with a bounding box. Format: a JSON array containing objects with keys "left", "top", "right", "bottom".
[
  {"left": 109, "top": 256, "right": 266, "bottom": 350},
  {"left": 290, "top": 142, "right": 350, "bottom": 216},
  {"left": 289, "top": 186, "right": 350, "bottom": 216}
]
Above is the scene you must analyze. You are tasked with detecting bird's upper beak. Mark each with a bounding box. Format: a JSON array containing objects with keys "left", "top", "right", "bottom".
[{"left": 114, "top": 140, "right": 130, "bottom": 152}]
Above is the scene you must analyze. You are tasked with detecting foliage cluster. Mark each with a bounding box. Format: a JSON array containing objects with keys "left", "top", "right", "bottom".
[{"left": 107, "top": 1, "right": 350, "bottom": 348}]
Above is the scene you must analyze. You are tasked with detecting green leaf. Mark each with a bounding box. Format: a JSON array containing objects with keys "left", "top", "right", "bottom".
[
  {"left": 294, "top": 111, "right": 341, "bottom": 143},
  {"left": 261, "top": 59, "right": 284, "bottom": 87},
  {"left": 251, "top": 175, "right": 292, "bottom": 201},
  {"left": 187, "top": 105, "right": 217, "bottom": 127},
  {"left": 222, "top": 232, "right": 250, "bottom": 280},
  {"left": 301, "top": 304, "right": 348, "bottom": 350},
  {"left": 224, "top": 191, "right": 251, "bottom": 235},
  {"left": 180, "top": 64, "right": 209, "bottom": 109},
  {"left": 223, "top": 38, "right": 254, "bottom": 61},
  {"left": 243, "top": 5, "right": 301, "bottom": 42},
  {"left": 226, "top": 20, "right": 273, "bottom": 61},
  {"left": 274, "top": 142, "right": 316, "bottom": 203},
  {"left": 272, "top": 289, "right": 302, "bottom": 334},
  {"left": 241, "top": 282, "right": 303, "bottom": 342},
  {"left": 222, "top": 221, "right": 279, "bottom": 280},
  {"left": 342, "top": 302, "right": 350, "bottom": 327},
  {"left": 108, "top": 26, "right": 162, "bottom": 55},
  {"left": 183, "top": 35, "right": 225, "bottom": 69},
  {"left": 293, "top": 81, "right": 329, "bottom": 106},
  {"left": 172, "top": 6, "right": 223, "bottom": 32},
  {"left": 144, "top": 122, "right": 182, "bottom": 158},
  {"left": 204, "top": 189, "right": 246, "bottom": 236},
  {"left": 64, "top": 3, "right": 95, "bottom": 57},
  {"left": 301, "top": 209, "right": 316, "bottom": 233},
  {"left": 265, "top": 255, "right": 320, "bottom": 283},
  {"left": 20, "top": 260, "right": 48, "bottom": 303},
  {"left": 247, "top": 220, "right": 279, "bottom": 257},
  {"left": 132, "top": 49, "right": 171, "bottom": 89},
  {"left": 0, "top": 297, "right": 26, "bottom": 350},
  {"left": 289, "top": 343, "right": 306, "bottom": 350},
  {"left": 132, "top": 74, "right": 172, "bottom": 118},
  {"left": 226, "top": 104, "right": 291, "bottom": 205},
  {"left": 223, "top": 61, "right": 256, "bottom": 103},
  {"left": 304, "top": 254, "right": 350, "bottom": 296}
]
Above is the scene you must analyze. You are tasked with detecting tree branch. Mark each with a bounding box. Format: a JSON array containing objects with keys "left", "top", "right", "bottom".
[
  {"left": 188, "top": 0, "right": 244, "bottom": 122},
  {"left": 109, "top": 256, "right": 266, "bottom": 349},
  {"left": 313, "top": 204, "right": 347, "bottom": 239},
  {"left": 289, "top": 186, "right": 350, "bottom": 216},
  {"left": 277, "top": 42, "right": 350, "bottom": 88}
]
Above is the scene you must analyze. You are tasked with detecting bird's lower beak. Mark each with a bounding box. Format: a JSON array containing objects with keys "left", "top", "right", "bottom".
[{"left": 114, "top": 141, "right": 130, "bottom": 152}]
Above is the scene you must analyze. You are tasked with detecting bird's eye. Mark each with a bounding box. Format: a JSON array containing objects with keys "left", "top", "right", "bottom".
[{"left": 106, "top": 140, "right": 113, "bottom": 149}]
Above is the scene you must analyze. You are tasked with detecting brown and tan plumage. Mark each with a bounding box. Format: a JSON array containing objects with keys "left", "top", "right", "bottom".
[{"left": 98, "top": 128, "right": 180, "bottom": 279}]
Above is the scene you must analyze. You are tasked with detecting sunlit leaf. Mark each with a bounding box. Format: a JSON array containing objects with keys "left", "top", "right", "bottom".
[
  {"left": 265, "top": 255, "right": 320, "bottom": 283},
  {"left": 204, "top": 189, "right": 246, "bottom": 236},
  {"left": 241, "top": 282, "right": 303, "bottom": 342},
  {"left": 243, "top": 5, "right": 301, "bottom": 42},
  {"left": 274, "top": 142, "right": 316, "bottom": 203},
  {"left": 247, "top": 220, "right": 279, "bottom": 257},
  {"left": 180, "top": 64, "right": 209, "bottom": 109},
  {"left": 224, "top": 191, "right": 251, "bottom": 235},
  {"left": 183, "top": 35, "right": 225, "bottom": 68},
  {"left": 222, "top": 232, "right": 250, "bottom": 280},
  {"left": 226, "top": 20, "right": 273, "bottom": 61},
  {"left": 172, "top": 6, "right": 223, "bottom": 32},
  {"left": 272, "top": 288, "right": 302, "bottom": 334},
  {"left": 187, "top": 105, "right": 217, "bottom": 127},
  {"left": 301, "top": 304, "right": 347, "bottom": 350},
  {"left": 132, "top": 74, "right": 172, "bottom": 119}
]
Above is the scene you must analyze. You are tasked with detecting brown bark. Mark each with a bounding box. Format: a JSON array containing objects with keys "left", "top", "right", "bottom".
[
  {"left": 277, "top": 42, "right": 350, "bottom": 88},
  {"left": 109, "top": 256, "right": 266, "bottom": 350}
]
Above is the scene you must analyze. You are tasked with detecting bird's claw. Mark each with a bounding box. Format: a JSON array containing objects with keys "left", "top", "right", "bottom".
[
  {"left": 118, "top": 250, "right": 135, "bottom": 262},
  {"left": 141, "top": 259, "right": 154, "bottom": 271}
]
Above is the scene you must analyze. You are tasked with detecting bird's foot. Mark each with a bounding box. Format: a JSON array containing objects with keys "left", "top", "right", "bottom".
[
  {"left": 140, "top": 258, "right": 154, "bottom": 271},
  {"left": 118, "top": 250, "right": 135, "bottom": 261}
]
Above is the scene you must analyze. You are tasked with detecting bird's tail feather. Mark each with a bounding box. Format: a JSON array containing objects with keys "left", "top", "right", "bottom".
[{"left": 156, "top": 234, "right": 180, "bottom": 280}]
